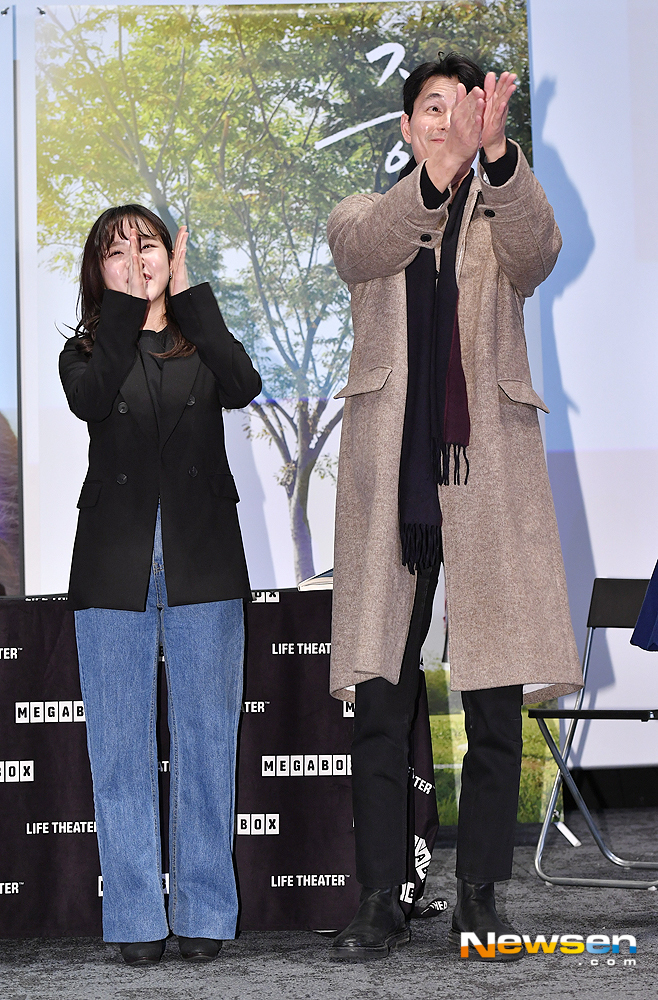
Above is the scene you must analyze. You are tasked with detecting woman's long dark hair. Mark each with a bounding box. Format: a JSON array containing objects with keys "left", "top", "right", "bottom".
[{"left": 72, "top": 204, "right": 195, "bottom": 358}]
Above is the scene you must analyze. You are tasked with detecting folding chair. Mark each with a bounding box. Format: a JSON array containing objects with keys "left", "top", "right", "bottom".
[{"left": 528, "top": 577, "right": 658, "bottom": 889}]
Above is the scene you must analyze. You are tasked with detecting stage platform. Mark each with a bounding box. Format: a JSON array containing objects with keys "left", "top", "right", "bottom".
[{"left": 1, "top": 807, "right": 656, "bottom": 1000}]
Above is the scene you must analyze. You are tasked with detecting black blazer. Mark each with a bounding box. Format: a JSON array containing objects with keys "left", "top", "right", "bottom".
[{"left": 59, "top": 283, "right": 262, "bottom": 611}]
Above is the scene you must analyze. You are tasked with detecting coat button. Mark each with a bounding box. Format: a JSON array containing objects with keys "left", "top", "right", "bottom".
[
  {"left": 484, "top": 209, "right": 496, "bottom": 218},
  {"left": 420, "top": 233, "right": 432, "bottom": 242},
  {"left": 188, "top": 466, "right": 198, "bottom": 477},
  {"left": 186, "top": 395, "right": 196, "bottom": 406},
  {"left": 116, "top": 474, "right": 127, "bottom": 485},
  {"left": 118, "top": 401, "right": 128, "bottom": 413}
]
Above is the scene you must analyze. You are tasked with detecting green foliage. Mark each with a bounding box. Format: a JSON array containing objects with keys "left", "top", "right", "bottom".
[
  {"left": 424, "top": 665, "right": 450, "bottom": 715},
  {"left": 430, "top": 711, "right": 466, "bottom": 762},
  {"left": 37, "top": 1, "right": 530, "bottom": 392},
  {"left": 434, "top": 768, "right": 460, "bottom": 826}
]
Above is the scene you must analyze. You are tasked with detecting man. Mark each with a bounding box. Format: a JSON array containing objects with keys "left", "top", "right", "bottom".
[{"left": 327, "top": 52, "right": 582, "bottom": 961}]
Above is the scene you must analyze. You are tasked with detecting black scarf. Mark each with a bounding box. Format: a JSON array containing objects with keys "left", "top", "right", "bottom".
[{"left": 398, "top": 159, "right": 472, "bottom": 573}]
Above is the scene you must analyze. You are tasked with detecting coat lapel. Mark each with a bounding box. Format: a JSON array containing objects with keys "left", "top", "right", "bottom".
[
  {"left": 120, "top": 355, "right": 159, "bottom": 445},
  {"left": 159, "top": 352, "right": 201, "bottom": 451}
]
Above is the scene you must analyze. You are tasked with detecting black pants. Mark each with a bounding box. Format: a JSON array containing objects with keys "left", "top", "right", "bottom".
[{"left": 352, "top": 566, "right": 523, "bottom": 888}]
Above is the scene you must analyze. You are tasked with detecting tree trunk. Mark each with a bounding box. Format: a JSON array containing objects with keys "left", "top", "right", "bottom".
[{"left": 288, "top": 462, "right": 315, "bottom": 584}]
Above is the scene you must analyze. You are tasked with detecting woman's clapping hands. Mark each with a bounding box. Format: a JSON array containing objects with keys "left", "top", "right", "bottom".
[{"left": 170, "top": 226, "right": 190, "bottom": 296}]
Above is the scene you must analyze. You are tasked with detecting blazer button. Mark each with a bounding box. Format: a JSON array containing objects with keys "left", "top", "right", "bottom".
[
  {"left": 116, "top": 474, "right": 127, "bottom": 485},
  {"left": 188, "top": 466, "right": 198, "bottom": 477},
  {"left": 118, "top": 401, "right": 128, "bottom": 413},
  {"left": 186, "top": 395, "right": 196, "bottom": 406},
  {"left": 484, "top": 209, "right": 496, "bottom": 218},
  {"left": 420, "top": 233, "right": 432, "bottom": 242}
]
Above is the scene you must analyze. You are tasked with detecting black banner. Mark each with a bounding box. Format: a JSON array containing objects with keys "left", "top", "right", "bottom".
[
  {"left": 0, "top": 590, "right": 439, "bottom": 936},
  {"left": 234, "top": 590, "right": 358, "bottom": 930},
  {"left": 0, "top": 596, "right": 101, "bottom": 937}
]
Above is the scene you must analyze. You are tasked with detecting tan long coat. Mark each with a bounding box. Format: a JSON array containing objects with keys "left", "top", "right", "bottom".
[{"left": 327, "top": 143, "right": 582, "bottom": 705}]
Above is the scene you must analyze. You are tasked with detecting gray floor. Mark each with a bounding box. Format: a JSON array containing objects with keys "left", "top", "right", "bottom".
[{"left": 1, "top": 808, "right": 657, "bottom": 1000}]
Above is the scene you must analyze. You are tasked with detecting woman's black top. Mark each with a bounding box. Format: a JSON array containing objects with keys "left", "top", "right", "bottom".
[
  {"left": 139, "top": 327, "right": 172, "bottom": 435},
  {"left": 59, "top": 283, "right": 262, "bottom": 612}
]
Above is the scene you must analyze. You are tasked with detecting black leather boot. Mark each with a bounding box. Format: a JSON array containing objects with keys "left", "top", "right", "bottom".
[
  {"left": 331, "top": 886, "right": 410, "bottom": 960},
  {"left": 119, "top": 939, "right": 166, "bottom": 966},
  {"left": 448, "top": 879, "right": 524, "bottom": 962},
  {"left": 178, "top": 937, "right": 222, "bottom": 962}
]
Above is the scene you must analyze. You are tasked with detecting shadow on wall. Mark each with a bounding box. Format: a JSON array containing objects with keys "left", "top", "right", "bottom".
[
  {"left": 531, "top": 78, "right": 614, "bottom": 721},
  {"left": 0, "top": 410, "right": 20, "bottom": 596}
]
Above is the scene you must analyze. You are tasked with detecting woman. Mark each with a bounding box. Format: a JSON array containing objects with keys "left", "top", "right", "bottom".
[{"left": 59, "top": 205, "right": 261, "bottom": 966}]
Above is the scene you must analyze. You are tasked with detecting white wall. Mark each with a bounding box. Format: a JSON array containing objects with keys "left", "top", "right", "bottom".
[{"left": 528, "top": 0, "right": 658, "bottom": 765}]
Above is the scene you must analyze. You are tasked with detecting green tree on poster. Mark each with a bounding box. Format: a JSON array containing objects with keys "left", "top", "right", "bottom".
[{"left": 37, "top": 1, "right": 529, "bottom": 581}]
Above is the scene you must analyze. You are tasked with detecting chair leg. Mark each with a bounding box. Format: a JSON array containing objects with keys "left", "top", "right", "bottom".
[
  {"left": 534, "top": 761, "right": 564, "bottom": 881},
  {"left": 534, "top": 719, "right": 658, "bottom": 889},
  {"left": 535, "top": 630, "right": 592, "bottom": 883}
]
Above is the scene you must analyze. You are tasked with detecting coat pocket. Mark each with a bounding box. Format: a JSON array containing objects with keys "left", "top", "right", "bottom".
[
  {"left": 210, "top": 472, "right": 240, "bottom": 502},
  {"left": 497, "top": 378, "right": 549, "bottom": 414},
  {"left": 334, "top": 365, "right": 393, "bottom": 399},
  {"left": 76, "top": 480, "right": 102, "bottom": 508}
]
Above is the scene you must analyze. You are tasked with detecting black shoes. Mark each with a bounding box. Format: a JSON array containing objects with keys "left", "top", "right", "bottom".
[
  {"left": 448, "top": 879, "right": 524, "bottom": 962},
  {"left": 178, "top": 936, "right": 223, "bottom": 962},
  {"left": 331, "top": 886, "right": 410, "bottom": 960},
  {"left": 119, "top": 939, "right": 166, "bottom": 966},
  {"left": 119, "top": 936, "right": 222, "bottom": 965}
]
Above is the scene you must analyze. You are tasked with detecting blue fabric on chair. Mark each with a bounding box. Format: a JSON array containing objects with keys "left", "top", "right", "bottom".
[{"left": 631, "top": 559, "right": 658, "bottom": 651}]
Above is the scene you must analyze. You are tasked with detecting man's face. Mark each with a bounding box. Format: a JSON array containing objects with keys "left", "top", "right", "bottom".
[{"left": 400, "top": 74, "right": 459, "bottom": 164}]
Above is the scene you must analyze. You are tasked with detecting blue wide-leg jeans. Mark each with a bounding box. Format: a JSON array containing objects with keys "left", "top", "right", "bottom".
[{"left": 74, "top": 506, "right": 244, "bottom": 943}]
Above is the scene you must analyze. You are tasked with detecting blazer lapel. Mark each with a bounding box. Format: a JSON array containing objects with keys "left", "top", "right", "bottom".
[
  {"left": 159, "top": 352, "right": 201, "bottom": 451},
  {"left": 120, "top": 354, "right": 159, "bottom": 446}
]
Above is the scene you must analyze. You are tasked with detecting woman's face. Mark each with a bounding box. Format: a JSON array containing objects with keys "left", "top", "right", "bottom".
[{"left": 101, "top": 224, "right": 171, "bottom": 304}]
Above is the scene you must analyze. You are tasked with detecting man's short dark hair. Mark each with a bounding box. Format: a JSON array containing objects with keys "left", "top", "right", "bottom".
[{"left": 403, "top": 51, "right": 485, "bottom": 118}]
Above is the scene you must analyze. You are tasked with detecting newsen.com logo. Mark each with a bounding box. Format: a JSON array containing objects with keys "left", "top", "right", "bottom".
[{"left": 461, "top": 932, "right": 637, "bottom": 964}]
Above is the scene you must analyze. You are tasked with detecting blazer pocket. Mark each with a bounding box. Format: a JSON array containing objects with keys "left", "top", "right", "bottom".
[
  {"left": 76, "top": 480, "right": 102, "bottom": 508},
  {"left": 334, "top": 366, "right": 393, "bottom": 399},
  {"left": 210, "top": 472, "right": 240, "bottom": 502},
  {"left": 497, "top": 378, "right": 549, "bottom": 414}
]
